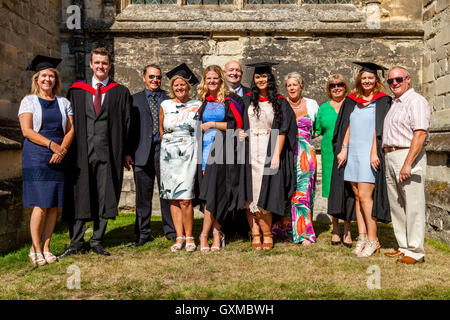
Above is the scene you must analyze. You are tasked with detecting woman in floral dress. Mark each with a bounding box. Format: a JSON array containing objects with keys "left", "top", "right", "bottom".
[
  {"left": 159, "top": 64, "right": 201, "bottom": 252},
  {"left": 272, "top": 72, "right": 318, "bottom": 245}
]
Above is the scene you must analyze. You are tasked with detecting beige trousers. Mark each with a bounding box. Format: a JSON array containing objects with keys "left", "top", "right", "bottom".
[{"left": 384, "top": 148, "right": 426, "bottom": 261}]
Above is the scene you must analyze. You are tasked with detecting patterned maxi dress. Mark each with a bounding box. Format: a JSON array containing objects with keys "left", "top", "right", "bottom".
[{"left": 272, "top": 115, "right": 317, "bottom": 243}]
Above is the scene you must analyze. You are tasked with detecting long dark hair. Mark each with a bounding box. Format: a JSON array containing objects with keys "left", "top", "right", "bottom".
[{"left": 250, "top": 72, "right": 282, "bottom": 123}]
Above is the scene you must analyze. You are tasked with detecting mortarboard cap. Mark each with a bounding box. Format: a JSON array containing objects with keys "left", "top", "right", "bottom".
[
  {"left": 246, "top": 62, "right": 279, "bottom": 74},
  {"left": 166, "top": 63, "right": 199, "bottom": 85},
  {"left": 27, "top": 55, "right": 62, "bottom": 73},
  {"left": 353, "top": 61, "right": 388, "bottom": 77}
]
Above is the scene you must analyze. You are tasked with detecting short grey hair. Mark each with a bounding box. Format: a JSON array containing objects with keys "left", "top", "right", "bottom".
[
  {"left": 389, "top": 66, "right": 410, "bottom": 78},
  {"left": 284, "top": 72, "right": 305, "bottom": 89}
]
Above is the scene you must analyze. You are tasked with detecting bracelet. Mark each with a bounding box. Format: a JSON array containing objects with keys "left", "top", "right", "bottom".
[
  {"left": 48, "top": 140, "right": 53, "bottom": 150},
  {"left": 342, "top": 144, "right": 348, "bottom": 148}
]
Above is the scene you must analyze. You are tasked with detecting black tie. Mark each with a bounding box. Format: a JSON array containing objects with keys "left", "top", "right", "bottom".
[{"left": 148, "top": 94, "right": 159, "bottom": 135}]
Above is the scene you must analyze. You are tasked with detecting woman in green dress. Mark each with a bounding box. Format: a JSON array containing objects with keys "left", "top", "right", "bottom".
[{"left": 315, "top": 74, "right": 352, "bottom": 247}]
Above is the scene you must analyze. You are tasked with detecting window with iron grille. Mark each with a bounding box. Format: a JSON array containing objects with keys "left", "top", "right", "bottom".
[
  {"left": 186, "top": 0, "right": 234, "bottom": 4},
  {"left": 131, "top": 0, "right": 178, "bottom": 4},
  {"left": 303, "top": 0, "right": 352, "bottom": 4},
  {"left": 247, "top": 0, "right": 297, "bottom": 3}
]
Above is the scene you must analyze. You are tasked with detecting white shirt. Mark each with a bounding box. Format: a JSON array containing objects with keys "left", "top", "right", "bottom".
[
  {"left": 382, "top": 88, "right": 430, "bottom": 148},
  {"left": 92, "top": 76, "right": 110, "bottom": 105}
]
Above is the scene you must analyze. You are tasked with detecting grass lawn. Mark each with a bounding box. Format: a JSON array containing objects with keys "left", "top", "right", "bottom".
[{"left": 0, "top": 212, "right": 449, "bottom": 300}]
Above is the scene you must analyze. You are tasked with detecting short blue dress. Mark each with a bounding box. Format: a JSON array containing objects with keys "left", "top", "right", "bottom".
[
  {"left": 22, "top": 98, "right": 66, "bottom": 207},
  {"left": 201, "top": 101, "right": 225, "bottom": 171},
  {"left": 344, "top": 101, "right": 376, "bottom": 183}
]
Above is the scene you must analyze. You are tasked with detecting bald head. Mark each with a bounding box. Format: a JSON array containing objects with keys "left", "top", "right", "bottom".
[{"left": 224, "top": 60, "right": 243, "bottom": 89}]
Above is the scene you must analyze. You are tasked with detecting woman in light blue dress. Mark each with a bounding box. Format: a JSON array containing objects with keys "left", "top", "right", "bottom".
[{"left": 334, "top": 62, "right": 391, "bottom": 258}]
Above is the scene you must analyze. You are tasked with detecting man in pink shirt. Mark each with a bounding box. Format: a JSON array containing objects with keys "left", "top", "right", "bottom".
[{"left": 382, "top": 66, "right": 430, "bottom": 264}]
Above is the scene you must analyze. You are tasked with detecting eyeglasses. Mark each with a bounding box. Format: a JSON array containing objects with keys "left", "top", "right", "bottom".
[
  {"left": 149, "top": 75, "right": 162, "bottom": 80},
  {"left": 329, "top": 82, "right": 345, "bottom": 89},
  {"left": 387, "top": 77, "right": 406, "bottom": 85}
]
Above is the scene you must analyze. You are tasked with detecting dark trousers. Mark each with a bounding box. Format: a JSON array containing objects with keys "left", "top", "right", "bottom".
[
  {"left": 69, "top": 158, "right": 109, "bottom": 249},
  {"left": 134, "top": 143, "right": 175, "bottom": 241}
]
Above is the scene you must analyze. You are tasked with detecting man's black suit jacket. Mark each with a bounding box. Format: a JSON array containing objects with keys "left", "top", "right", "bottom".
[{"left": 130, "top": 89, "right": 169, "bottom": 166}]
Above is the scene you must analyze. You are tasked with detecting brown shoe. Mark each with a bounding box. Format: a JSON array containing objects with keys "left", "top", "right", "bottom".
[
  {"left": 384, "top": 250, "right": 404, "bottom": 258},
  {"left": 396, "top": 256, "right": 424, "bottom": 264}
]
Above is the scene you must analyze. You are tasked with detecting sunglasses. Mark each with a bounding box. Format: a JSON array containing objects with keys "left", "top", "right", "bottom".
[
  {"left": 149, "top": 75, "right": 162, "bottom": 80},
  {"left": 387, "top": 77, "right": 406, "bottom": 85},
  {"left": 329, "top": 82, "right": 345, "bottom": 89}
]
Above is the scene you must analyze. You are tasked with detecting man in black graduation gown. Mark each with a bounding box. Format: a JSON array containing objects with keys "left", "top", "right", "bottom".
[
  {"left": 59, "top": 47, "right": 131, "bottom": 257},
  {"left": 124, "top": 64, "right": 176, "bottom": 247}
]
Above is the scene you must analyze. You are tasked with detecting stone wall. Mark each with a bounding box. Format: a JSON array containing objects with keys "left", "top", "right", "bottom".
[
  {"left": 55, "top": 0, "right": 448, "bottom": 245},
  {"left": 0, "top": 0, "right": 61, "bottom": 252},
  {"left": 422, "top": 0, "right": 450, "bottom": 244}
]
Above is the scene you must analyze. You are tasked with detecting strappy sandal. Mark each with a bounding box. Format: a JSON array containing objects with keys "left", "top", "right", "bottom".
[
  {"left": 211, "top": 231, "right": 225, "bottom": 252},
  {"left": 199, "top": 233, "right": 210, "bottom": 253},
  {"left": 185, "top": 236, "right": 196, "bottom": 252},
  {"left": 29, "top": 250, "right": 47, "bottom": 267},
  {"left": 352, "top": 234, "right": 368, "bottom": 255},
  {"left": 251, "top": 233, "right": 262, "bottom": 250},
  {"left": 170, "top": 236, "right": 185, "bottom": 252},
  {"left": 357, "top": 240, "right": 381, "bottom": 258},
  {"left": 261, "top": 232, "right": 274, "bottom": 250},
  {"left": 42, "top": 251, "right": 58, "bottom": 264}
]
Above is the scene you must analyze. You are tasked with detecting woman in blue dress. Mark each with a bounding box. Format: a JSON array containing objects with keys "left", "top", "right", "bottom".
[
  {"left": 330, "top": 62, "right": 391, "bottom": 258},
  {"left": 197, "top": 65, "right": 243, "bottom": 253},
  {"left": 18, "top": 55, "right": 74, "bottom": 267}
]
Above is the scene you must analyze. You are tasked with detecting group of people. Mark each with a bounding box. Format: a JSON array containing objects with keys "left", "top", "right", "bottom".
[{"left": 19, "top": 47, "right": 430, "bottom": 267}]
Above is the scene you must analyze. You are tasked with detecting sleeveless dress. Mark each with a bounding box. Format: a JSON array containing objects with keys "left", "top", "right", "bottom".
[
  {"left": 201, "top": 101, "right": 226, "bottom": 171},
  {"left": 246, "top": 101, "right": 274, "bottom": 214},
  {"left": 159, "top": 99, "right": 201, "bottom": 200},
  {"left": 344, "top": 101, "right": 376, "bottom": 183},
  {"left": 314, "top": 101, "right": 338, "bottom": 198},
  {"left": 272, "top": 115, "right": 317, "bottom": 243},
  {"left": 22, "top": 98, "right": 65, "bottom": 208}
]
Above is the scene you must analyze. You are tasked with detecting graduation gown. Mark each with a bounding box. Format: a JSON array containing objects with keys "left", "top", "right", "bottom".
[
  {"left": 327, "top": 94, "right": 392, "bottom": 223},
  {"left": 237, "top": 95, "right": 297, "bottom": 216},
  {"left": 63, "top": 81, "right": 131, "bottom": 221},
  {"left": 196, "top": 93, "right": 244, "bottom": 225}
]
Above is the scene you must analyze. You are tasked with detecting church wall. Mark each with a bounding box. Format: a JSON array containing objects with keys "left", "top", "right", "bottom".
[
  {"left": 0, "top": 0, "right": 61, "bottom": 252},
  {"left": 422, "top": 0, "right": 450, "bottom": 244}
]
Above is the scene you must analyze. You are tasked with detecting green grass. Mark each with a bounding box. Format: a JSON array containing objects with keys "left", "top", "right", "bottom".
[{"left": 0, "top": 212, "right": 449, "bottom": 300}]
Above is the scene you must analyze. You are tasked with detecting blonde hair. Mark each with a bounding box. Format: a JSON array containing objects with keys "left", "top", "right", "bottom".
[
  {"left": 197, "top": 65, "right": 230, "bottom": 102},
  {"left": 352, "top": 70, "right": 384, "bottom": 98},
  {"left": 326, "top": 74, "right": 350, "bottom": 100},
  {"left": 168, "top": 75, "right": 192, "bottom": 99},
  {"left": 28, "top": 68, "right": 61, "bottom": 97},
  {"left": 284, "top": 72, "right": 305, "bottom": 89}
]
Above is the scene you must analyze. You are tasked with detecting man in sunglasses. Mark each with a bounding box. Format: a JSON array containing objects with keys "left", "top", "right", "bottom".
[
  {"left": 382, "top": 66, "right": 430, "bottom": 264},
  {"left": 125, "top": 64, "right": 176, "bottom": 247}
]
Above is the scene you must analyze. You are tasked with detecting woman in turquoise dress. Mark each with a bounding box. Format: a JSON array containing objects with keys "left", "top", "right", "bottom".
[
  {"left": 159, "top": 64, "right": 201, "bottom": 252},
  {"left": 272, "top": 72, "right": 318, "bottom": 246},
  {"left": 315, "top": 74, "right": 352, "bottom": 247}
]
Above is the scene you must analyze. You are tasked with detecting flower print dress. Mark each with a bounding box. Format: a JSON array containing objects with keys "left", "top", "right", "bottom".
[
  {"left": 159, "top": 99, "right": 201, "bottom": 200},
  {"left": 272, "top": 115, "right": 317, "bottom": 243}
]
